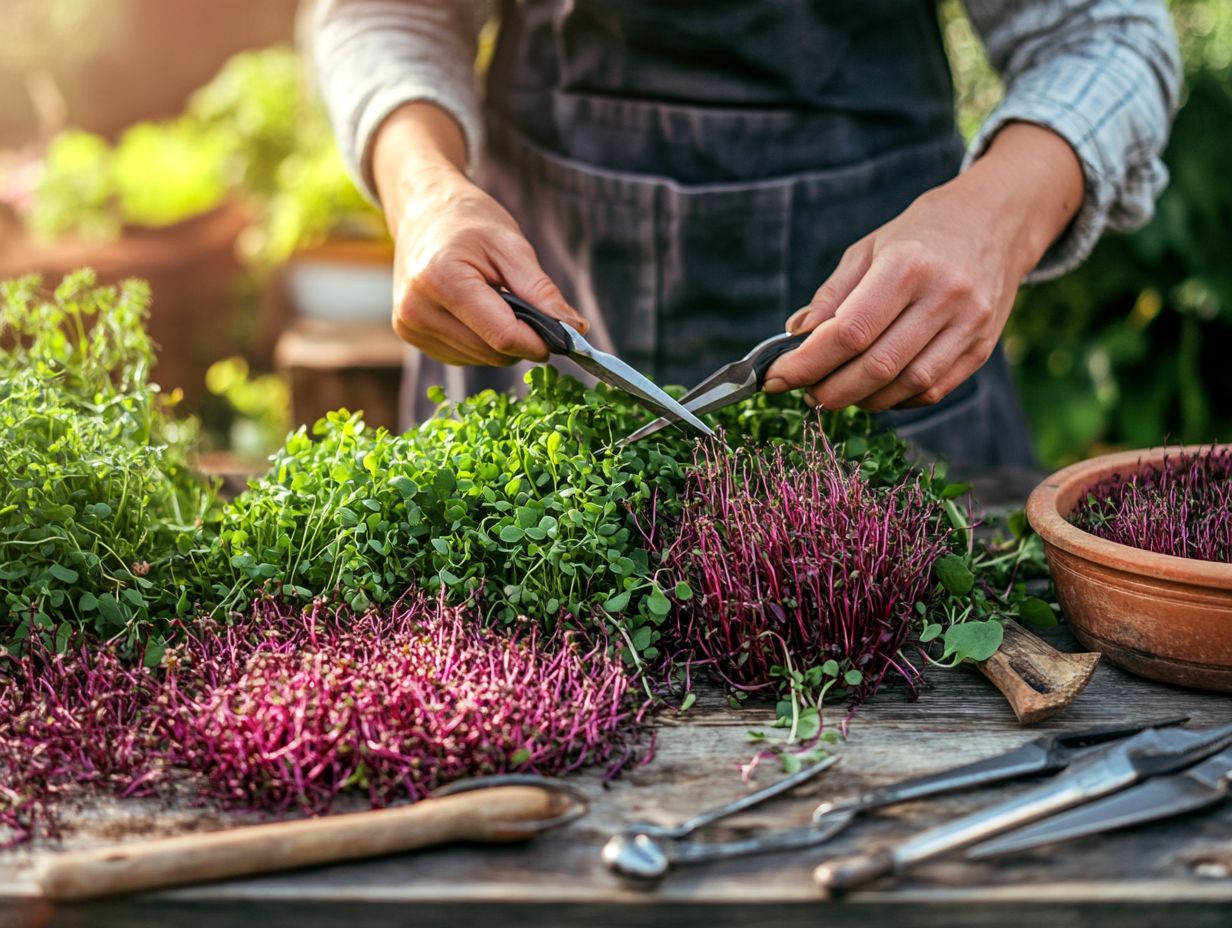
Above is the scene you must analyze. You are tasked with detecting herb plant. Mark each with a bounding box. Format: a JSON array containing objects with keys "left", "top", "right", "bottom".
[
  {"left": 654, "top": 432, "right": 950, "bottom": 701},
  {"left": 0, "top": 272, "right": 215, "bottom": 653},
  {"left": 196, "top": 367, "right": 812, "bottom": 658},
  {"left": 650, "top": 422, "right": 1053, "bottom": 744},
  {"left": 0, "top": 593, "right": 640, "bottom": 845},
  {"left": 1070, "top": 446, "right": 1232, "bottom": 562},
  {"left": 159, "top": 593, "right": 639, "bottom": 815}
]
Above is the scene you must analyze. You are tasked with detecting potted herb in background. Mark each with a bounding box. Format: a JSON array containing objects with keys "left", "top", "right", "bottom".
[
  {"left": 3, "top": 46, "right": 393, "bottom": 426},
  {"left": 175, "top": 47, "right": 402, "bottom": 432},
  {"left": 1028, "top": 445, "right": 1232, "bottom": 692},
  {"left": 2, "top": 118, "right": 250, "bottom": 409},
  {"left": 186, "top": 47, "right": 392, "bottom": 323}
]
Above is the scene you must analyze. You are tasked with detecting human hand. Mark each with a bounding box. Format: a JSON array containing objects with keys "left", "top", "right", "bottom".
[
  {"left": 373, "top": 104, "right": 585, "bottom": 367},
  {"left": 764, "top": 123, "right": 1084, "bottom": 411}
]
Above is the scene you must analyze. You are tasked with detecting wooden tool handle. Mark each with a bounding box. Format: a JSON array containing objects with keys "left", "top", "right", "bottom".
[
  {"left": 813, "top": 849, "right": 894, "bottom": 895},
  {"left": 977, "top": 618, "right": 1100, "bottom": 724},
  {"left": 38, "top": 785, "right": 562, "bottom": 903}
]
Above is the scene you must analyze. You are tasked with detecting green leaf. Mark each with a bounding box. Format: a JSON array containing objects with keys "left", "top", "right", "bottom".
[
  {"left": 843, "top": 669, "right": 864, "bottom": 686},
  {"left": 919, "top": 622, "right": 943, "bottom": 642},
  {"left": 679, "top": 692, "right": 697, "bottom": 713},
  {"left": 673, "top": 580, "right": 694, "bottom": 601},
  {"left": 944, "top": 500, "right": 970, "bottom": 547},
  {"left": 1018, "top": 597, "right": 1059, "bottom": 628},
  {"left": 499, "top": 525, "right": 524, "bottom": 543},
  {"left": 935, "top": 553, "right": 975, "bottom": 596},
  {"left": 939, "top": 482, "right": 971, "bottom": 500},
  {"left": 510, "top": 747, "right": 531, "bottom": 766},
  {"left": 48, "top": 563, "right": 79, "bottom": 583},
  {"left": 143, "top": 636, "right": 166, "bottom": 668},
  {"left": 941, "top": 620, "right": 1004, "bottom": 663},
  {"left": 1008, "top": 510, "right": 1030, "bottom": 539},
  {"left": 601, "top": 590, "right": 631, "bottom": 613},
  {"left": 646, "top": 587, "right": 672, "bottom": 617},
  {"left": 796, "top": 707, "right": 821, "bottom": 741},
  {"left": 95, "top": 595, "right": 124, "bottom": 626}
]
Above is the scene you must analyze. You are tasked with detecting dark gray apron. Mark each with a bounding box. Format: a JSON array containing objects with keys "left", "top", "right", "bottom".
[{"left": 401, "top": 0, "right": 1035, "bottom": 471}]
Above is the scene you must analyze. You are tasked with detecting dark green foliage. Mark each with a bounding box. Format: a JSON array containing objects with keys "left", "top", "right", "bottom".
[
  {"left": 0, "top": 272, "right": 215, "bottom": 653},
  {"left": 1009, "top": 69, "right": 1232, "bottom": 464}
]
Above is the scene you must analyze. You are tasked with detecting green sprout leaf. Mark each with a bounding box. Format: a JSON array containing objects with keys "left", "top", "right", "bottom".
[
  {"left": 935, "top": 553, "right": 975, "bottom": 596},
  {"left": 941, "top": 620, "right": 1004, "bottom": 663}
]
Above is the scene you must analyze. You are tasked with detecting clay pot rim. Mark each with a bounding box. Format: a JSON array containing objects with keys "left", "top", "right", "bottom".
[{"left": 1026, "top": 444, "right": 1232, "bottom": 591}]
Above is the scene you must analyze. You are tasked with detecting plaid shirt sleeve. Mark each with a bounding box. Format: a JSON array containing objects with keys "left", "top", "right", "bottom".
[{"left": 962, "top": 0, "right": 1182, "bottom": 281}]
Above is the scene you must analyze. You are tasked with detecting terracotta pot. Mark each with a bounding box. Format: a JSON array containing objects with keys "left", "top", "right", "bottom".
[
  {"left": 1027, "top": 445, "right": 1232, "bottom": 692},
  {"left": 0, "top": 201, "right": 253, "bottom": 406}
]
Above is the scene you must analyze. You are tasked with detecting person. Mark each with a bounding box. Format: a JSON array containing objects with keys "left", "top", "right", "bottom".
[{"left": 312, "top": 0, "right": 1179, "bottom": 469}]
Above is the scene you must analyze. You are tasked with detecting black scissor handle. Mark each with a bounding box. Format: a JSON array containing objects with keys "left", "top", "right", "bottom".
[
  {"left": 497, "top": 289, "right": 574, "bottom": 355},
  {"left": 752, "top": 332, "right": 809, "bottom": 383}
]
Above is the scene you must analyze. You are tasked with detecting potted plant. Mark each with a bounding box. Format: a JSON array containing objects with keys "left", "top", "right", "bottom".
[
  {"left": 184, "top": 47, "right": 391, "bottom": 322},
  {"left": 1027, "top": 444, "right": 1232, "bottom": 691}
]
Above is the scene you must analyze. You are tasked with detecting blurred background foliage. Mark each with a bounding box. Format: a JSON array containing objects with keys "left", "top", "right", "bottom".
[
  {"left": 943, "top": 0, "right": 1232, "bottom": 466},
  {"left": 25, "top": 46, "right": 382, "bottom": 267}
]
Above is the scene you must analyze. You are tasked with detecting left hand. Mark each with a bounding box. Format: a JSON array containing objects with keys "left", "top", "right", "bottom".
[{"left": 763, "top": 122, "right": 1084, "bottom": 411}]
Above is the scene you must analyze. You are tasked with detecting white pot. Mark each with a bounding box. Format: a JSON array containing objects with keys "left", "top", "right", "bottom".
[{"left": 285, "top": 244, "right": 394, "bottom": 323}]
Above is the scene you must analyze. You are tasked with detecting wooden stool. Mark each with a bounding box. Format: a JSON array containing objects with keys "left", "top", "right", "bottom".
[{"left": 274, "top": 319, "right": 404, "bottom": 432}]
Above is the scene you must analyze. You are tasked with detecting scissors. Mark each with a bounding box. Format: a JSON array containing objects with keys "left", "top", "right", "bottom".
[
  {"left": 621, "top": 330, "right": 808, "bottom": 444},
  {"left": 816, "top": 719, "right": 1232, "bottom": 893},
  {"left": 965, "top": 744, "right": 1232, "bottom": 859},
  {"left": 602, "top": 717, "right": 1188, "bottom": 881},
  {"left": 498, "top": 289, "right": 714, "bottom": 438}
]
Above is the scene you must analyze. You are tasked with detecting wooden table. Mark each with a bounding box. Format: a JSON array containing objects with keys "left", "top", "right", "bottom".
[{"left": 2, "top": 624, "right": 1230, "bottom": 928}]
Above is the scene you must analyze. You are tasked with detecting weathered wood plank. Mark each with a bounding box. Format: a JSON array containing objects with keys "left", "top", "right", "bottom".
[{"left": 2, "top": 625, "right": 1230, "bottom": 928}]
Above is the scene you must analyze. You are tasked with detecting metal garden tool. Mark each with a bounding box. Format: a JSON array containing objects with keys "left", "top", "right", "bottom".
[
  {"left": 601, "top": 718, "right": 1184, "bottom": 881},
  {"left": 37, "top": 775, "right": 588, "bottom": 903},
  {"left": 966, "top": 745, "right": 1232, "bottom": 859},
  {"left": 814, "top": 721, "right": 1232, "bottom": 894},
  {"left": 496, "top": 289, "right": 713, "bottom": 437},
  {"left": 601, "top": 754, "right": 840, "bottom": 880},
  {"left": 620, "top": 330, "right": 806, "bottom": 444}
]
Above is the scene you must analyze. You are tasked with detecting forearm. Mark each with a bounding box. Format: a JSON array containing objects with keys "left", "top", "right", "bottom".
[
  {"left": 958, "top": 121, "right": 1084, "bottom": 283},
  {"left": 963, "top": 0, "right": 1180, "bottom": 279},
  {"left": 373, "top": 102, "right": 471, "bottom": 227},
  {"left": 312, "top": 0, "right": 484, "bottom": 201}
]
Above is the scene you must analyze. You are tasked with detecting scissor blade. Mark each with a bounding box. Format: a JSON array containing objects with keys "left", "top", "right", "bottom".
[
  {"left": 571, "top": 346, "right": 714, "bottom": 437},
  {"left": 621, "top": 374, "right": 758, "bottom": 445},
  {"left": 676, "top": 360, "right": 756, "bottom": 406},
  {"left": 966, "top": 753, "right": 1232, "bottom": 859}
]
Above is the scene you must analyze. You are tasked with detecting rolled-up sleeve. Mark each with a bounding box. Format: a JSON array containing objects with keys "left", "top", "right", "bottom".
[
  {"left": 312, "top": 0, "right": 485, "bottom": 202},
  {"left": 962, "top": 0, "right": 1181, "bottom": 281}
]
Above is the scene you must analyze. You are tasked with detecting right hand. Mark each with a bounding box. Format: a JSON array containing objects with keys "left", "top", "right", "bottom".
[{"left": 374, "top": 104, "right": 586, "bottom": 367}]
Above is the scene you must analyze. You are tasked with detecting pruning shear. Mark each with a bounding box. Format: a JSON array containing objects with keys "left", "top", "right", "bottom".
[
  {"left": 497, "top": 290, "right": 713, "bottom": 438},
  {"left": 602, "top": 717, "right": 1187, "bottom": 881},
  {"left": 620, "top": 330, "right": 808, "bottom": 445},
  {"left": 966, "top": 744, "right": 1232, "bottom": 859},
  {"left": 816, "top": 719, "right": 1232, "bottom": 893}
]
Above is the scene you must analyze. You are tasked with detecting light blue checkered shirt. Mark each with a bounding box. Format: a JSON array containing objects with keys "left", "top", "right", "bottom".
[{"left": 313, "top": 0, "right": 1181, "bottom": 281}]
